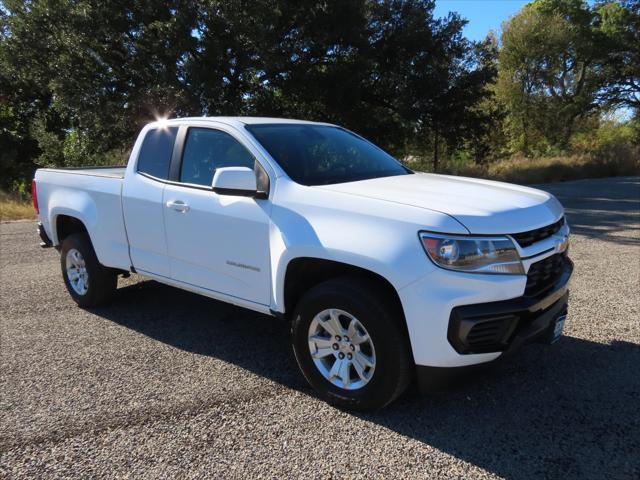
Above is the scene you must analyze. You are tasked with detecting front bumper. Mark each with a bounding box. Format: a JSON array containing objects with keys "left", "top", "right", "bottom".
[
  {"left": 398, "top": 249, "right": 573, "bottom": 368},
  {"left": 413, "top": 258, "right": 572, "bottom": 393},
  {"left": 448, "top": 257, "right": 572, "bottom": 354},
  {"left": 415, "top": 291, "right": 569, "bottom": 391}
]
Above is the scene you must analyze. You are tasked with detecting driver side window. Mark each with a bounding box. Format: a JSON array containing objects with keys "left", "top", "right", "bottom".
[{"left": 180, "top": 128, "right": 255, "bottom": 187}]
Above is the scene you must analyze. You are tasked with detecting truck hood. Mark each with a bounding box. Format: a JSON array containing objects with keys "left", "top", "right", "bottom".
[{"left": 316, "top": 173, "right": 564, "bottom": 234}]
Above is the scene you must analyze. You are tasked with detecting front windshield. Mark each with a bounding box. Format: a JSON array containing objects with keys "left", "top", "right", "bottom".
[{"left": 245, "top": 124, "right": 411, "bottom": 186}]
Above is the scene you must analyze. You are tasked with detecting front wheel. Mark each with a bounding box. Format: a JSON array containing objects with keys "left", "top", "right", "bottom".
[
  {"left": 60, "top": 233, "right": 117, "bottom": 307},
  {"left": 291, "top": 277, "right": 413, "bottom": 411}
]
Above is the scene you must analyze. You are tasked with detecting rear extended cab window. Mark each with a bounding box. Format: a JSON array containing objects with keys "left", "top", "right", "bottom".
[{"left": 137, "top": 127, "right": 179, "bottom": 179}]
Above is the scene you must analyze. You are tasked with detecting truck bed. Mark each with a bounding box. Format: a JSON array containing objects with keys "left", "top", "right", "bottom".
[
  {"left": 40, "top": 166, "right": 126, "bottom": 179},
  {"left": 34, "top": 164, "right": 131, "bottom": 271}
]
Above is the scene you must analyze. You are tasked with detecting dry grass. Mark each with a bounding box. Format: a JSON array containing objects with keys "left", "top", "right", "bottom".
[
  {"left": 0, "top": 192, "right": 37, "bottom": 221},
  {"left": 485, "top": 151, "right": 640, "bottom": 184},
  {"left": 431, "top": 144, "right": 640, "bottom": 185}
]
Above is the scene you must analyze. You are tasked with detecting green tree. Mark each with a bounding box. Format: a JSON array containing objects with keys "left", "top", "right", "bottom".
[
  {"left": 594, "top": 0, "right": 640, "bottom": 110},
  {"left": 457, "top": 32, "right": 504, "bottom": 165},
  {"left": 398, "top": 5, "right": 498, "bottom": 169},
  {"left": 497, "top": 0, "right": 602, "bottom": 154},
  {"left": 0, "top": 0, "right": 500, "bottom": 184},
  {"left": 1, "top": 0, "right": 200, "bottom": 171}
]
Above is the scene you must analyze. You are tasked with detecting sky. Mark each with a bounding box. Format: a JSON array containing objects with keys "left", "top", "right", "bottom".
[
  {"left": 433, "top": 0, "right": 529, "bottom": 41},
  {"left": 434, "top": 0, "right": 598, "bottom": 41}
]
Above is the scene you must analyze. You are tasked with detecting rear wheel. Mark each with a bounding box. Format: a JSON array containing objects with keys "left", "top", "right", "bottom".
[
  {"left": 291, "top": 277, "right": 413, "bottom": 410},
  {"left": 60, "top": 233, "right": 117, "bottom": 307}
]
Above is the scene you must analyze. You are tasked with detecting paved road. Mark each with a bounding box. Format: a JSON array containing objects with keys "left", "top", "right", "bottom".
[{"left": 1, "top": 176, "right": 639, "bottom": 479}]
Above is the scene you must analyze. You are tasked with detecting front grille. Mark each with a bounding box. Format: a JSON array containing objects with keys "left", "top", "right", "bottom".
[
  {"left": 525, "top": 252, "right": 567, "bottom": 298},
  {"left": 511, "top": 217, "right": 564, "bottom": 248}
]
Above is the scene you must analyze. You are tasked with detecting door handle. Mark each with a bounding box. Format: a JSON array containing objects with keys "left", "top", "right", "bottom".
[{"left": 166, "top": 200, "right": 190, "bottom": 213}]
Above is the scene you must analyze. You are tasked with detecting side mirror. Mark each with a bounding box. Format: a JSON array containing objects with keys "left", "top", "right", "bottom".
[{"left": 212, "top": 167, "right": 259, "bottom": 197}]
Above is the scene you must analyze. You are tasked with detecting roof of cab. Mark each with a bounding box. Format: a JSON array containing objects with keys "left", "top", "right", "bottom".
[{"left": 155, "top": 116, "right": 331, "bottom": 127}]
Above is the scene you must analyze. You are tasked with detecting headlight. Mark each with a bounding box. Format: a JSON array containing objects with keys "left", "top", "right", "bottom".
[{"left": 419, "top": 232, "right": 524, "bottom": 275}]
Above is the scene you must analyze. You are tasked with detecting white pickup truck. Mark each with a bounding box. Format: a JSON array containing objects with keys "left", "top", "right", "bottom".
[{"left": 34, "top": 117, "right": 572, "bottom": 410}]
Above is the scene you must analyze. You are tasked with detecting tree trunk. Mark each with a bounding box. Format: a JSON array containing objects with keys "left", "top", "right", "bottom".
[
  {"left": 559, "top": 111, "right": 578, "bottom": 151},
  {"left": 474, "top": 139, "right": 484, "bottom": 165},
  {"left": 433, "top": 127, "right": 439, "bottom": 172}
]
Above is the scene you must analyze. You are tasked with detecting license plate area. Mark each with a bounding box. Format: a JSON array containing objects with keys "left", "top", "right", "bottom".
[{"left": 550, "top": 314, "right": 567, "bottom": 344}]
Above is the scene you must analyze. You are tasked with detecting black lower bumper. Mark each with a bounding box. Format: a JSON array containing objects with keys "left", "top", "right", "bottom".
[
  {"left": 38, "top": 222, "right": 53, "bottom": 248},
  {"left": 416, "top": 257, "right": 572, "bottom": 393},
  {"left": 448, "top": 257, "right": 572, "bottom": 355}
]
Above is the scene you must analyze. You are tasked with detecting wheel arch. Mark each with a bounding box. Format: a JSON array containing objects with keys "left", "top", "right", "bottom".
[
  {"left": 47, "top": 190, "right": 98, "bottom": 247},
  {"left": 55, "top": 214, "right": 90, "bottom": 245},
  {"left": 281, "top": 257, "right": 407, "bottom": 330}
]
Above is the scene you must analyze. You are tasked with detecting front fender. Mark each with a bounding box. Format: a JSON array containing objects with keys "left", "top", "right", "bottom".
[{"left": 268, "top": 208, "right": 439, "bottom": 312}]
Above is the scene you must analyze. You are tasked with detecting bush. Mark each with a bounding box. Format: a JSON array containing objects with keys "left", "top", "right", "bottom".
[
  {"left": 413, "top": 118, "right": 639, "bottom": 184},
  {"left": 570, "top": 120, "right": 636, "bottom": 156}
]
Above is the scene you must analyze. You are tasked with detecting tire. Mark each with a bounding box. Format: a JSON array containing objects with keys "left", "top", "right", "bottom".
[
  {"left": 60, "top": 232, "right": 117, "bottom": 307},
  {"left": 291, "top": 276, "right": 413, "bottom": 411}
]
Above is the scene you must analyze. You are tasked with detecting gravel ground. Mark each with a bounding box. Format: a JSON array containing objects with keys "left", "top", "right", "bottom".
[{"left": 1, "top": 176, "right": 639, "bottom": 479}]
